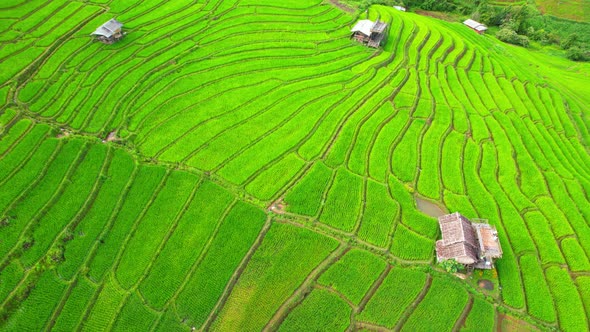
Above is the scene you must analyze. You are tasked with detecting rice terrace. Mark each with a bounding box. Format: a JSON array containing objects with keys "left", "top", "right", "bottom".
[{"left": 0, "top": 0, "right": 590, "bottom": 331}]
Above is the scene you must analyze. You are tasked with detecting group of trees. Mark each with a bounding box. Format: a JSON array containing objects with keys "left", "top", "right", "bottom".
[
  {"left": 561, "top": 33, "right": 588, "bottom": 61},
  {"left": 472, "top": 3, "right": 589, "bottom": 60},
  {"left": 355, "top": 0, "right": 467, "bottom": 12},
  {"left": 352, "top": 0, "right": 589, "bottom": 61}
]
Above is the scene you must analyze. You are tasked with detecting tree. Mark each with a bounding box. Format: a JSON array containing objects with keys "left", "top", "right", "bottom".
[
  {"left": 561, "top": 33, "right": 579, "bottom": 50},
  {"left": 499, "top": 5, "right": 538, "bottom": 34},
  {"left": 440, "top": 259, "right": 462, "bottom": 273},
  {"left": 496, "top": 28, "right": 530, "bottom": 48},
  {"left": 566, "top": 46, "right": 589, "bottom": 61},
  {"left": 477, "top": 4, "right": 506, "bottom": 26}
]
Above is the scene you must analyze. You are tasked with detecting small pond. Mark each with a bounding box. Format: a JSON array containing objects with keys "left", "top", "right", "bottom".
[
  {"left": 415, "top": 196, "right": 447, "bottom": 218},
  {"left": 478, "top": 279, "right": 494, "bottom": 290}
]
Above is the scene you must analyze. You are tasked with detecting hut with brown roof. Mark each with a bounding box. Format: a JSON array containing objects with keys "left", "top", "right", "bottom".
[{"left": 436, "top": 212, "right": 502, "bottom": 269}]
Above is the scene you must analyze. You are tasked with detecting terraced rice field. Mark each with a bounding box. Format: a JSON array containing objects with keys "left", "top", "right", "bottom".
[{"left": 0, "top": 0, "right": 589, "bottom": 331}]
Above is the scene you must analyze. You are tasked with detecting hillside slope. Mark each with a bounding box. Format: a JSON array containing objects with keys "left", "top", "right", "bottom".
[
  {"left": 0, "top": 0, "right": 589, "bottom": 331},
  {"left": 530, "top": 0, "right": 589, "bottom": 22}
]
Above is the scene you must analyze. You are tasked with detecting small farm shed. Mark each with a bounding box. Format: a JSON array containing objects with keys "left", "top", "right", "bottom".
[
  {"left": 436, "top": 212, "right": 502, "bottom": 269},
  {"left": 351, "top": 19, "right": 388, "bottom": 48},
  {"left": 91, "top": 18, "right": 124, "bottom": 44},
  {"left": 463, "top": 19, "right": 488, "bottom": 34},
  {"left": 393, "top": 6, "right": 406, "bottom": 12}
]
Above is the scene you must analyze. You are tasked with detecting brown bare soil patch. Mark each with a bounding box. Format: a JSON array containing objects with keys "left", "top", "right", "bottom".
[
  {"left": 497, "top": 313, "right": 539, "bottom": 332},
  {"left": 415, "top": 10, "right": 459, "bottom": 22},
  {"left": 478, "top": 279, "right": 494, "bottom": 290},
  {"left": 268, "top": 198, "right": 287, "bottom": 214},
  {"left": 328, "top": 0, "right": 355, "bottom": 13},
  {"left": 56, "top": 129, "right": 71, "bottom": 138},
  {"left": 106, "top": 130, "right": 118, "bottom": 142},
  {"left": 454, "top": 272, "right": 468, "bottom": 280}
]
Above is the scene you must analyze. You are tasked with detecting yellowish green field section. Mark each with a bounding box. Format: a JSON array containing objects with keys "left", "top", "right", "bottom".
[
  {"left": 535, "top": 0, "right": 590, "bottom": 22},
  {"left": 534, "top": 0, "right": 590, "bottom": 21},
  {"left": 491, "top": 0, "right": 590, "bottom": 22},
  {"left": 0, "top": 0, "right": 589, "bottom": 331}
]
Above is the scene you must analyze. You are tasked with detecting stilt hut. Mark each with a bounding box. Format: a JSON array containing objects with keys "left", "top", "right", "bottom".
[
  {"left": 91, "top": 18, "right": 125, "bottom": 44},
  {"left": 436, "top": 212, "right": 502, "bottom": 269},
  {"left": 351, "top": 19, "right": 388, "bottom": 48}
]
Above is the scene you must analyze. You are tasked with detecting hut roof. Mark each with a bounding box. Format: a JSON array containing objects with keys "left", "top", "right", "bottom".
[
  {"left": 371, "top": 20, "right": 387, "bottom": 34},
  {"left": 351, "top": 20, "right": 374, "bottom": 36},
  {"left": 473, "top": 222, "right": 503, "bottom": 258},
  {"left": 435, "top": 240, "right": 478, "bottom": 264},
  {"left": 436, "top": 213, "right": 503, "bottom": 267},
  {"left": 463, "top": 19, "right": 487, "bottom": 32},
  {"left": 92, "top": 18, "right": 123, "bottom": 37},
  {"left": 438, "top": 212, "right": 479, "bottom": 249}
]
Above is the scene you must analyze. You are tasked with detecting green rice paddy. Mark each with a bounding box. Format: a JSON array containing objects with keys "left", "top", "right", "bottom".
[{"left": 0, "top": 0, "right": 589, "bottom": 330}]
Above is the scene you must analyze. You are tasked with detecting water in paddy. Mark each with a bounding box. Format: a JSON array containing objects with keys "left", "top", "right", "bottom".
[{"left": 415, "top": 196, "right": 447, "bottom": 218}]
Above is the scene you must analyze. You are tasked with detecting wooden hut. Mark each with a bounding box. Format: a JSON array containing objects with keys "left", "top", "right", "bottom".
[
  {"left": 91, "top": 18, "right": 124, "bottom": 44},
  {"left": 351, "top": 19, "right": 388, "bottom": 48},
  {"left": 436, "top": 212, "right": 502, "bottom": 269},
  {"left": 463, "top": 19, "right": 488, "bottom": 35}
]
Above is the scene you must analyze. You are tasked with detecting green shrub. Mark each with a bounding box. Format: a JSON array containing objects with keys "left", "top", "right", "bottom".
[
  {"left": 495, "top": 28, "right": 530, "bottom": 48},
  {"left": 566, "top": 47, "right": 589, "bottom": 61},
  {"left": 560, "top": 33, "right": 578, "bottom": 49},
  {"left": 439, "top": 259, "right": 462, "bottom": 273}
]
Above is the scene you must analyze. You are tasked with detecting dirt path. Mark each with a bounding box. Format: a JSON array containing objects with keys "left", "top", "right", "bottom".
[
  {"left": 357, "top": 265, "right": 392, "bottom": 313},
  {"left": 393, "top": 275, "right": 433, "bottom": 331},
  {"left": 452, "top": 295, "right": 473, "bottom": 331},
  {"left": 329, "top": 0, "right": 355, "bottom": 13}
]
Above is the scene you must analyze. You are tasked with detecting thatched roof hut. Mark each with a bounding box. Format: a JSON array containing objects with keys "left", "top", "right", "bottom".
[{"left": 436, "top": 212, "right": 502, "bottom": 269}]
